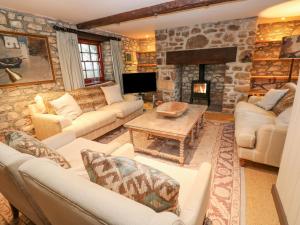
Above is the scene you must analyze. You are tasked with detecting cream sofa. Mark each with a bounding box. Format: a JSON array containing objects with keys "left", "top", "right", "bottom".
[
  {"left": 29, "top": 82, "right": 143, "bottom": 140},
  {"left": 0, "top": 132, "right": 212, "bottom": 225},
  {"left": 234, "top": 83, "right": 296, "bottom": 167}
]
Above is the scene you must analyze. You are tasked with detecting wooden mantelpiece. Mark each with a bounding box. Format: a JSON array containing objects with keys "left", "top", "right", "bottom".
[{"left": 166, "top": 47, "right": 237, "bottom": 65}]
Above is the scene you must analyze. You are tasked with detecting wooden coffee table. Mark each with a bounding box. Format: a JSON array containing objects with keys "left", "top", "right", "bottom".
[{"left": 124, "top": 104, "right": 207, "bottom": 165}]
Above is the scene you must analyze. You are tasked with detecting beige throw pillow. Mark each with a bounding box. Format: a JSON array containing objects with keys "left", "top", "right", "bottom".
[
  {"left": 50, "top": 93, "right": 82, "bottom": 120},
  {"left": 81, "top": 149, "right": 180, "bottom": 214},
  {"left": 100, "top": 84, "right": 123, "bottom": 105},
  {"left": 256, "top": 89, "right": 288, "bottom": 110}
]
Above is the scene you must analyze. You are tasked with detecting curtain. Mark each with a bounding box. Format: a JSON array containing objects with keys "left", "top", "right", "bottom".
[
  {"left": 110, "top": 40, "right": 124, "bottom": 93},
  {"left": 56, "top": 31, "right": 84, "bottom": 91}
]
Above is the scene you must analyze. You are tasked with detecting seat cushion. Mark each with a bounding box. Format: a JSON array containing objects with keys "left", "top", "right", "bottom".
[
  {"left": 99, "top": 100, "right": 143, "bottom": 118},
  {"left": 63, "top": 111, "right": 116, "bottom": 137},
  {"left": 235, "top": 101, "right": 276, "bottom": 117},
  {"left": 134, "top": 156, "right": 198, "bottom": 212},
  {"left": 81, "top": 150, "right": 180, "bottom": 214},
  {"left": 235, "top": 111, "right": 275, "bottom": 148}
]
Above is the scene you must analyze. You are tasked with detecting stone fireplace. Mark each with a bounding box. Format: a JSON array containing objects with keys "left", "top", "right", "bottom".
[{"left": 155, "top": 17, "right": 257, "bottom": 113}]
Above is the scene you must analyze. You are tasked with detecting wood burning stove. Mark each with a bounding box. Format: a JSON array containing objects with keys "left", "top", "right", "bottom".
[{"left": 190, "top": 64, "right": 211, "bottom": 106}]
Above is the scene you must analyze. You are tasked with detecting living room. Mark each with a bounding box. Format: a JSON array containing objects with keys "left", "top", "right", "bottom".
[{"left": 0, "top": 0, "right": 300, "bottom": 225}]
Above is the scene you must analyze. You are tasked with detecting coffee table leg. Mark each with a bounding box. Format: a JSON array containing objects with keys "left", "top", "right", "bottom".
[
  {"left": 129, "top": 129, "right": 135, "bottom": 147},
  {"left": 179, "top": 139, "right": 185, "bottom": 165}
]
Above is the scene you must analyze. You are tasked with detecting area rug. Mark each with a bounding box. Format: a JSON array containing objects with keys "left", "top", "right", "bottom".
[{"left": 0, "top": 120, "right": 240, "bottom": 225}]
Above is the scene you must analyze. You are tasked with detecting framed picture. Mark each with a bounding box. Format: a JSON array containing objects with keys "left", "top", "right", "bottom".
[
  {"left": 124, "top": 52, "right": 136, "bottom": 63},
  {"left": 280, "top": 34, "right": 300, "bottom": 59},
  {"left": 0, "top": 31, "right": 55, "bottom": 87}
]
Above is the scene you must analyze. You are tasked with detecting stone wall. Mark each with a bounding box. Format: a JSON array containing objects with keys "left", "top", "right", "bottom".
[
  {"left": 122, "top": 37, "right": 139, "bottom": 73},
  {"left": 251, "top": 20, "right": 300, "bottom": 91},
  {"left": 155, "top": 17, "right": 257, "bottom": 113},
  {"left": 0, "top": 7, "right": 74, "bottom": 134}
]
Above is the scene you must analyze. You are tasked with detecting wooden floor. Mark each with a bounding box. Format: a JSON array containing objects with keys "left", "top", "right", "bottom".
[{"left": 204, "top": 111, "right": 234, "bottom": 122}]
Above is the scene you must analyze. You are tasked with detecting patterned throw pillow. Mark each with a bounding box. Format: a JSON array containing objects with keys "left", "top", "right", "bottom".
[
  {"left": 85, "top": 87, "right": 107, "bottom": 110},
  {"left": 69, "top": 89, "right": 95, "bottom": 113},
  {"left": 273, "top": 88, "right": 295, "bottom": 115},
  {"left": 5, "top": 131, "right": 71, "bottom": 169},
  {"left": 81, "top": 149, "right": 180, "bottom": 214}
]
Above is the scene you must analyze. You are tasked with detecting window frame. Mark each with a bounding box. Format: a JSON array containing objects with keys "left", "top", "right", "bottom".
[{"left": 78, "top": 38, "right": 105, "bottom": 86}]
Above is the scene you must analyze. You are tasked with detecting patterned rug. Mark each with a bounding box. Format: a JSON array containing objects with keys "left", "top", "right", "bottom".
[{"left": 0, "top": 120, "right": 240, "bottom": 225}]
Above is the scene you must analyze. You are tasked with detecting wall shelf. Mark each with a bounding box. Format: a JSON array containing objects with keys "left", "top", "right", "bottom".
[{"left": 137, "top": 64, "right": 157, "bottom": 67}]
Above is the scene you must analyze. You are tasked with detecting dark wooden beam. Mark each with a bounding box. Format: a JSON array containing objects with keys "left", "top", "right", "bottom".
[
  {"left": 166, "top": 47, "right": 237, "bottom": 65},
  {"left": 53, "top": 25, "right": 120, "bottom": 42},
  {"left": 77, "top": 0, "right": 238, "bottom": 29}
]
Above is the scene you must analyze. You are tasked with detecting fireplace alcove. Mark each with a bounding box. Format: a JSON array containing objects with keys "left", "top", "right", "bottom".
[{"left": 166, "top": 47, "right": 237, "bottom": 112}]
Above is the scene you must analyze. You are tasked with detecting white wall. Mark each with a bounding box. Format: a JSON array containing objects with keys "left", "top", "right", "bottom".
[{"left": 276, "top": 71, "right": 300, "bottom": 225}]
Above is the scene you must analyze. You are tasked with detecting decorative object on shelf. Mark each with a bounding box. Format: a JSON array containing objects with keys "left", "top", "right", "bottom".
[
  {"left": 279, "top": 34, "right": 300, "bottom": 82},
  {"left": 0, "top": 31, "right": 55, "bottom": 87},
  {"left": 156, "top": 101, "right": 188, "bottom": 118}
]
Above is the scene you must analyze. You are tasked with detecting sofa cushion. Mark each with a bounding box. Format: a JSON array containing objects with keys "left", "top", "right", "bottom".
[
  {"left": 69, "top": 88, "right": 95, "bottom": 113},
  {"left": 273, "top": 87, "right": 296, "bottom": 115},
  {"left": 101, "top": 84, "right": 123, "bottom": 105},
  {"left": 5, "top": 131, "right": 71, "bottom": 169},
  {"left": 99, "top": 100, "right": 144, "bottom": 118},
  {"left": 37, "top": 92, "right": 65, "bottom": 114},
  {"left": 63, "top": 111, "right": 116, "bottom": 137},
  {"left": 81, "top": 149, "right": 180, "bottom": 214},
  {"left": 50, "top": 93, "right": 83, "bottom": 120},
  {"left": 235, "top": 101, "right": 276, "bottom": 117},
  {"left": 235, "top": 111, "right": 275, "bottom": 148},
  {"left": 256, "top": 89, "right": 288, "bottom": 110},
  {"left": 275, "top": 107, "right": 292, "bottom": 127},
  {"left": 85, "top": 86, "right": 107, "bottom": 110}
]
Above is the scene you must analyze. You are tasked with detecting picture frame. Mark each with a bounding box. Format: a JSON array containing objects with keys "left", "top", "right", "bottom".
[
  {"left": 124, "top": 52, "right": 135, "bottom": 63},
  {"left": 0, "top": 30, "right": 55, "bottom": 87}
]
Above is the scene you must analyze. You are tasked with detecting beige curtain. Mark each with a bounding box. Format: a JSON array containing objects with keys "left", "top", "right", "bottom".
[
  {"left": 56, "top": 31, "right": 84, "bottom": 91},
  {"left": 110, "top": 40, "right": 124, "bottom": 93}
]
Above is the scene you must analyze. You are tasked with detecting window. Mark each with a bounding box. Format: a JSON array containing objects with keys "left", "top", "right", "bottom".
[{"left": 78, "top": 39, "right": 104, "bottom": 85}]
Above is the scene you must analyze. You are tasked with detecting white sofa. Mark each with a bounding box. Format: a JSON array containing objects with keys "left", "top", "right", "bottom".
[
  {"left": 234, "top": 83, "right": 296, "bottom": 167},
  {"left": 0, "top": 132, "right": 212, "bottom": 225},
  {"left": 29, "top": 82, "right": 144, "bottom": 140}
]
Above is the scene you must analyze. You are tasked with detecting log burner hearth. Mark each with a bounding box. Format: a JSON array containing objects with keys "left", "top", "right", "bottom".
[{"left": 190, "top": 64, "right": 211, "bottom": 106}]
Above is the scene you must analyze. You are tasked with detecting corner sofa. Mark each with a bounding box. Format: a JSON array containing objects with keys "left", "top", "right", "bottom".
[
  {"left": 29, "top": 81, "right": 143, "bottom": 140},
  {"left": 234, "top": 83, "right": 296, "bottom": 167},
  {"left": 0, "top": 132, "right": 212, "bottom": 225}
]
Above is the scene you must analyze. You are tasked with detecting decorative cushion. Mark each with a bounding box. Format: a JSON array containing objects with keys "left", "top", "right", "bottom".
[
  {"left": 273, "top": 88, "right": 295, "bottom": 115},
  {"left": 84, "top": 87, "right": 107, "bottom": 110},
  {"left": 34, "top": 95, "right": 47, "bottom": 113},
  {"left": 100, "top": 84, "right": 123, "bottom": 105},
  {"left": 5, "top": 131, "right": 71, "bottom": 169},
  {"left": 256, "top": 89, "right": 288, "bottom": 110},
  {"left": 50, "top": 93, "right": 82, "bottom": 120},
  {"left": 69, "top": 89, "right": 95, "bottom": 113},
  {"left": 37, "top": 92, "right": 65, "bottom": 114},
  {"left": 81, "top": 149, "right": 180, "bottom": 214}
]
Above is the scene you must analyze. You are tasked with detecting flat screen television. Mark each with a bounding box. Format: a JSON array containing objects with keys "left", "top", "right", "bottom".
[{"left": 122, "top": 72, "right": 157, "bottom": 94}]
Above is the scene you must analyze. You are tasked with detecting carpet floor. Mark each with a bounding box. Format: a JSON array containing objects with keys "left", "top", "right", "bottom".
[{"left": 0, "top": 120, "right": 240, "bottom": 225}]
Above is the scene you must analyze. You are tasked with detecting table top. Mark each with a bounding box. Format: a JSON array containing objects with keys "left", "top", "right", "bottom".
[{"left": 125, "top": 104, "right": 207, "bottom": 138}]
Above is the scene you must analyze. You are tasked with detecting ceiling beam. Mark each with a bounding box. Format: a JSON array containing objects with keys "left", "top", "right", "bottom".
[{"left": 77, "top": 0, "right": 238, "bottom": 29}]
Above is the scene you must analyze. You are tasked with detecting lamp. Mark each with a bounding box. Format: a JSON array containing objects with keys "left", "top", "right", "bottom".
[{"left": 279, "top": 34, "right": 300, "bottom": 82}]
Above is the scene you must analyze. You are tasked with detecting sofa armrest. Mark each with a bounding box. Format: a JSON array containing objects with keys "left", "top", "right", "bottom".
[
  {"left": 32, "top": 113, "right": 71, "bottom": 140},
  {"left": 247, "top": 96, "right": 263, "bottom": 104},
  {"left": 255, "top": 124, "right": 288, "bottom": 166},
  {"left": 181, "top": 162, "right": 212, "bottom": 225},
  {"left": 42, "top": 131, "right": 76, "bottom": 150}
]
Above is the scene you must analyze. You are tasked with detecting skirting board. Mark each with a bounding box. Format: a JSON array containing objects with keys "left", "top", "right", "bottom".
[{"left": 271, "top": 184, "right": 289, "bottom": 225}]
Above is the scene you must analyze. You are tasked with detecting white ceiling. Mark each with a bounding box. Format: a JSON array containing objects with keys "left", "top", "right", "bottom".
[{"left": 0, "top": 0, "right": 290, "bottom": 39}]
